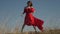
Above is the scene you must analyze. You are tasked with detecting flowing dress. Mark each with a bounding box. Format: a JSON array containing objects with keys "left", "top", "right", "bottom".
[{"left": 23, "top": 6, "right": 44, "bottom": 31}]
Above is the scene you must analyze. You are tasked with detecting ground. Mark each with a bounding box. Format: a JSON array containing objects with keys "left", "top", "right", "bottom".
[{"left": 4, "top": 29, "right": 60, "bottom": 34}]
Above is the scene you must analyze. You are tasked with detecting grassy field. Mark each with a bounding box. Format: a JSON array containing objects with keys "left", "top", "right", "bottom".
[
  {"left": 3, "top": 29, "right": 60, "bottom": 34},
  {"left": 0, "top": 27, "right": 60, "bottom": 34}
]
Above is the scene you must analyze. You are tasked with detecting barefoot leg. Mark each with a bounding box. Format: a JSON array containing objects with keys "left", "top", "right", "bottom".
[
  {"left": 33, "top": 26, "right": 37, "bottom": 32},
  {"left": 21, "top": 24, "right": 25, "bottom": 32}
]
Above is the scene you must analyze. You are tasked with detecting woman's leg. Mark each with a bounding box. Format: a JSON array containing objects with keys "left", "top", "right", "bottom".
[
  {"left": 33, "top": 26, "right": 37, "bottom": 32},
  {"left": 21, "top": 24, "right": 25, "bottom": 32}
]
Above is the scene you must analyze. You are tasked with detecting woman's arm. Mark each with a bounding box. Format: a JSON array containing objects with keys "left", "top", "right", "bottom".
[
  {"left": 22, "top": 11, "right": 25, "bottom": 14},
  {"left": 21, "top": 7, "right": 26, "bottom": 16},
  {"left": 22, "top": 7, "right": 26, "bottom": 15}
]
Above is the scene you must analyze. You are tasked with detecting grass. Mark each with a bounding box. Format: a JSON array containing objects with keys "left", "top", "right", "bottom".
[
  {"left": 2, "top": 29, "right": 60, "bottom": 34},
  {"left": 0, "top": 24, "right": 60, "bottom": 34}
]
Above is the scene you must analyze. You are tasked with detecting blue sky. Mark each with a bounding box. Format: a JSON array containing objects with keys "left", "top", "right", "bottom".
[{"left": 0, "top": 0, "right": 60, "bottom": 32}]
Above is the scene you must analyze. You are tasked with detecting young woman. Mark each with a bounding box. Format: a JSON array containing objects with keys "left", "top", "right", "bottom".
[{"left": 21, "top": 1, "right": 44, "bottom": 32}]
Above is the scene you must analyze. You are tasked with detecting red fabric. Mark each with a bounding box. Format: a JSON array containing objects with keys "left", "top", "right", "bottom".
[{"left": 23, "top": 7, "right": 44, "bottom": 31}]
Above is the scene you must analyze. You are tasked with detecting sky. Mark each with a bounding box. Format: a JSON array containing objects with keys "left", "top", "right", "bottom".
[{"left": 0, "top": 0, "right": 60, "bottom": 32}]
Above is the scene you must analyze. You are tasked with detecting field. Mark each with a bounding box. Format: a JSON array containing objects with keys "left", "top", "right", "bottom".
[
  {"left": 0, "top": 26, "right": 60, "bottom": 34},
  {"left": 1, "top": 29, "right": 60, "bottom": 34}
]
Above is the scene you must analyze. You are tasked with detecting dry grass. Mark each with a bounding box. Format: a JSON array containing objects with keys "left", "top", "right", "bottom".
[
  {"left": 3, "top": 29, "right": 60, "bottom": 34},
  {"left": 0, "top": 24, "right": 60, "bottom": 34}
]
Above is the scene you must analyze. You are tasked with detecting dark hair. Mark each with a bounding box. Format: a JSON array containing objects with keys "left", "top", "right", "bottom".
[{"left": 27, "top": 1, "right": 33, "bottom": 6}]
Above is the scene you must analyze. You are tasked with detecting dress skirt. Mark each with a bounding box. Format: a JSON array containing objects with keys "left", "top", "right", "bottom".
[{"left": 24, "top": 13, "right": 44, "bottom": 31}]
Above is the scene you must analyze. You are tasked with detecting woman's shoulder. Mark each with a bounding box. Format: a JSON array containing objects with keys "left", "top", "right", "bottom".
[{"left": 31, "top": 6, "right": 34, "bottom": 8}]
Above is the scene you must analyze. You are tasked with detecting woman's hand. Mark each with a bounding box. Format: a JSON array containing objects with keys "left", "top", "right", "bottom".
[
  {"left": 21, "top": 14, "right": 23, "bottom": 16},
  {"left": 20, "top": 13, "right": 24, "bottom": 17}
]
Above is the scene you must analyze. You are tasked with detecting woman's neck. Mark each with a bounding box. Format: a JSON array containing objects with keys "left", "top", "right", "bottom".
[{"left": 27, "top": 5, "right": 32, "bottom": 7}]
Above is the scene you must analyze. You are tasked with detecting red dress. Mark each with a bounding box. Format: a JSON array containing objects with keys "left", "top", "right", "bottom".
[{"left": 23, "top": 6, "right": 44, "bottom": 31}]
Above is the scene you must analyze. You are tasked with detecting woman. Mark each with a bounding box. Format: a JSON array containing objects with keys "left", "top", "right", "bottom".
[{"left": 21, "top": 1, "right": 44, "bottom": 32}]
